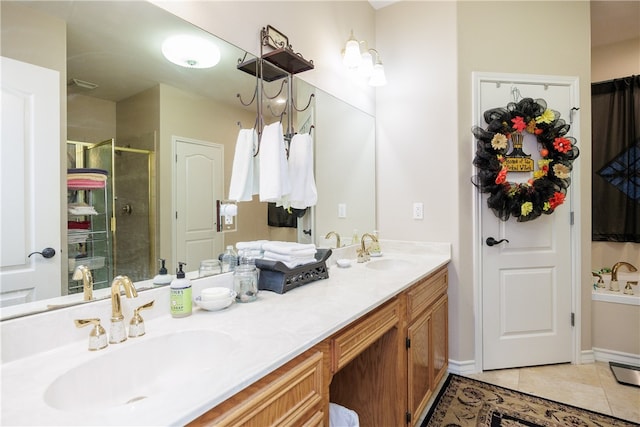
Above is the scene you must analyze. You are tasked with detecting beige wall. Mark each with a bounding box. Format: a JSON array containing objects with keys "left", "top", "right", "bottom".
[
  {"left": 68, "top": 94, "right": 116, "bottom": 143},
  {"left": 376, "top": 1, "right": 592, "bottom": 364},
  {"left": 592, "top": 301, "right": 640, "bottom": 355}
]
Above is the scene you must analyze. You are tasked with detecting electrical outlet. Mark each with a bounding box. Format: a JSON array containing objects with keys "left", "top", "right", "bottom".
[
  {"left": 413, "top": 202, "right": 424, "bottom": 220},
  {"left": 338, "top": 203, "right": 347, "bottom": 218}
]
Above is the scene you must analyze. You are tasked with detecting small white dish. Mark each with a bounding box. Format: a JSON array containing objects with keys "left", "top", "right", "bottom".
[
  {"left": 201, "top": 286, "right": 232, "bottom": 301},
  {"left": 370, "top": 252, "right": 383, "bottom": 257},
  {"left": 195, "top": 290, "right": 235, "bottom": 311},
  {"left": 336, "top": 259, "right": 352, "bottom": 268}
]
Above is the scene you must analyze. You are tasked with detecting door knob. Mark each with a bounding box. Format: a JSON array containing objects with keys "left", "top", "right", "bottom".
[
  {"left": 486, "top": 237, "right": 509, "bottom": 247},
  {"left": 28, "top": 247, "right": 56, "bottom": 258}
]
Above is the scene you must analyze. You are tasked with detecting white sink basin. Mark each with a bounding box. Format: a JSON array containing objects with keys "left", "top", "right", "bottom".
[
  {"left": 365, "top": 258, "right": 416, "bottom": 271},
  {"left": 44, "top": 330, "right": 234, "bottom": 412}
]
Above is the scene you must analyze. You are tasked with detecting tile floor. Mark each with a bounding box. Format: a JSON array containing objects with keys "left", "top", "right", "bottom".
[{"left": 465, "top": 362, "right": 640, "bottom": 424}]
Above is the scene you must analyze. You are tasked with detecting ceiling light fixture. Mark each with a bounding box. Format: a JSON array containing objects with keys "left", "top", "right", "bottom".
[
  {"left": 342, "top": 31, "right": 387, "bottom": 86},
  {"left": 161, "top": 35, "right": 221, "bottom": 69}
]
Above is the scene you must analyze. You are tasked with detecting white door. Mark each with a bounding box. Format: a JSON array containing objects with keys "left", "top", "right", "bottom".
[
  {"left": 0, "top": 57, "right": 61, "bottom": 306},
  {"left": 174, "top": 137, "right": 224, "bottom": 272},
  {"left": 476, "top": 74, "right": 578, "bottom": 370}
]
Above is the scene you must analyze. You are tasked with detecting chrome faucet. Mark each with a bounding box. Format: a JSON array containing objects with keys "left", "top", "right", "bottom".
[
  {"left": 109, "top": 275, "right": 137, "bottom": 343},
  {"left": 72, "top": 265, "right": 94, "bottom": 301},
  {"left": 358, "top": 233, "right": 378, "bottom": 263},
  {"left": 325, "top": 231, "right": 341, "bottom": 249},
  {"left": 610, "top": 262, "right": 637, "bottom": 292}
]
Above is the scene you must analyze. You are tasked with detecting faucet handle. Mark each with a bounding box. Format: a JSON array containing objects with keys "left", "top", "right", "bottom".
[
  {"left": 129, "top": 300, "right": 155, "bottom": 338},
  {"left": 74, "top": 318, "right": 108, "bottom": 351}
]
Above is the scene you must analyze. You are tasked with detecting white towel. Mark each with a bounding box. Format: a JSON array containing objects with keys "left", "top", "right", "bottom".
[
  {"left": 259, "top": 122, "right": 291, "bottom": 202},
  {"left": 281, "top": 132, "right": 317, "bottom": 210},
  {"left": 263, "top": 250, "right": 317, "bottom": 262},
  {"left": 228, "top": 128, "right": 258, "bottom": 201},
  {"left": 262, "top": 253, "right": 317, "bottom": 269},
  {"left": 236, "top": 240, "right": 268, "bottom": 251},
  {"left": 262, "top": 241, "right": 316, "bottom": 255}
]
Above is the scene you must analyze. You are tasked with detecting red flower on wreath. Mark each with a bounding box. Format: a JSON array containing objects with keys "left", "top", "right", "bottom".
[
  {"left": 495, "top": 167, "right": 508, "bottom": 184},
  {"left": 511, "top": 116, "right": 527, "bottom": 132},
  {"left": 549, "top": 192, "right": 565, "bottom": 209},
  {"left": 553, "top": 137, "right": 572, "bottom": 153}
]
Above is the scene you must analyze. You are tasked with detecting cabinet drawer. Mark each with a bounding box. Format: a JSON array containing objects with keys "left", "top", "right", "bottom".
[
  {"left": 190, "top": 350, "right": 324, "bottom": 427},
  {"left": 331, "top": 299, "right": 400, "bottom": 372},
  {"left": 407, "top": 266, "right": 447, "bottom": 321}
]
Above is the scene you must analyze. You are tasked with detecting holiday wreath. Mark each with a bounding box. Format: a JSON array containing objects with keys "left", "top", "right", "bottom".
[{"left": 472, "top": 97, "right": 579, "bottom": 222}]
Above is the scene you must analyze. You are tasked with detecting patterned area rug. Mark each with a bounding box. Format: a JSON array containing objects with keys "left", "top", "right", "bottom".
[{"left": 421, "top": 374, "right": 637, "bottom": 427}]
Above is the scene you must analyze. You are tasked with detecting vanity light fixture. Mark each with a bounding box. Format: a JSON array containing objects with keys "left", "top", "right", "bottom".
[
  {"left": 342, "top": 30, "right": 362, "bottom": 69},
  {"left": 161, "top": 34, "right": 221, "bottom": 69},
  {"left": 368, "top": 49, "right": 387, "bottom": 87},
  {"left": 342, "top": 32, "right": 387, "bottom": 86}
]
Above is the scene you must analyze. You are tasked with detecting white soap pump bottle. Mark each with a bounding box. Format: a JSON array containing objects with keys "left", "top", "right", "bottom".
[
  {"left": 153, "top": 258, "right": 173, "bottom": 286},
  {"left": 170, "top": 262, "right": 192, "bottom": 318}
]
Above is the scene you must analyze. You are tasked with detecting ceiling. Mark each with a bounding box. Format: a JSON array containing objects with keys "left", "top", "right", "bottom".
[{"left": 18, "top": 1, "right": 639, "bottom": 106}]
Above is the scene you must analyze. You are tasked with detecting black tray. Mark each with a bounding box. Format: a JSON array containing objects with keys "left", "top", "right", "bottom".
[{"left": 255, "top": 249, "right": 331, "bottom": 294}]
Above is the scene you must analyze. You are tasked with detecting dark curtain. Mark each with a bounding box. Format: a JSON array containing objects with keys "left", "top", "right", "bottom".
[{"left": 591, "top": 75, "right": 640, "bottom": 243}]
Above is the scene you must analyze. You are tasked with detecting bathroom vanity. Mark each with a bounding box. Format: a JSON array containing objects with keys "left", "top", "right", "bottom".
[{"left": 0, "top": 241, "right": 450, "bottom": 426}]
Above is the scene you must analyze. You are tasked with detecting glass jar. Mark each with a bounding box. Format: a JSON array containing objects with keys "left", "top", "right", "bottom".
[{"left": 234, "top": 250, "right": 258, "bottom": 302}]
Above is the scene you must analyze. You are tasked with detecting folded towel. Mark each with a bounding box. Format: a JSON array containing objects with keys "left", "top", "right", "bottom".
[
  {"left": 262, "top": 241, "right": 316, "bottom": 255},
  {"left": 66, "top": 173, "right": 108, "bottom": 181},
  {"left": 263, "top": 250, "right": 317, "bottom": 261},
  {"left": 68, "top": 204, "right": 98, "bottom": 215},
  {"left": 68, "top": 168, "right": 108, "bottom": 175},
  {"left": 281, "top": 132, "right": 317, "bottom": 210},
  {"left": 259, "top": 122, "right": 291, "bottom": 202},
  {"left": 236, "top": 240, "right": 268, "bottom": 251},
  {"left": 68, "top": 179, "right": 106, "bottom": 189},
  {"left": 228, "top": 129, "right": 259, "bottom": 201},
  {"left": 261, "top": 254, "right": 317, "bottom": 269}
]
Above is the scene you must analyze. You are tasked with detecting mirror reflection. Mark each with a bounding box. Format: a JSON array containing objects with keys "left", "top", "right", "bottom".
[{"left": 0, "top": 0, "right": 375, "bottom": 319}]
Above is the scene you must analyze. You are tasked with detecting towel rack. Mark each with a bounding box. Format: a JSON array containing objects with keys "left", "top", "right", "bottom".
[{"left": 237, "top": 25, "right": 315, "bottom": 157}]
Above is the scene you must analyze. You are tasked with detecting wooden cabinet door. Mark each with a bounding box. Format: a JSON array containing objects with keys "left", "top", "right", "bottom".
[
  {"left": 407, "top": 310, "right": 431, "bottom": 422},
  {"left": 431, "top": 295, "right": 448, "bottom": 387}
]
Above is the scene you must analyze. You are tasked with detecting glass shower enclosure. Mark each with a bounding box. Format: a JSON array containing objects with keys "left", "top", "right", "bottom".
[{"left": 67, "top": 138, "right": 156, "bottom": 294}]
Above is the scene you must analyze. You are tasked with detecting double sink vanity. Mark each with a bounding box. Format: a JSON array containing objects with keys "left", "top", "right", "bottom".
[{"left": 1, "top": 241, "right": 450, "bottom": 426}]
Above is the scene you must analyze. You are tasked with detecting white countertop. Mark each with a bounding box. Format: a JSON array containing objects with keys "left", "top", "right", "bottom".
[{"left": 1, "top": 241, "right": 450, "bottom": 426}]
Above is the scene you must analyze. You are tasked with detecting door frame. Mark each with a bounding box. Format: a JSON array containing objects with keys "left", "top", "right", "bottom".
[{"left": 471, "top": 72, "right": 582, "bottom": 373}]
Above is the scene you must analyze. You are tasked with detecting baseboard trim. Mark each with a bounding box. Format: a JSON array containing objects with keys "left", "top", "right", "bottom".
[
  {"left": 450, "top": 349, "right": 639, "bottom": 374},
  {"left": 447, "top": 359, "right": 476, "bottom": 375},
  {"left": 592, "top": 347, "right": 640, "bottom": 366}
]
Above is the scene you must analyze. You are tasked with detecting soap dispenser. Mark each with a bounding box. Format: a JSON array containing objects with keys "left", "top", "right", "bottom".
[
  {"left": 170, "top": 262, "right": 192, "bottom": 318},
  {"left": 153, "top": 258, "right": 173, "bottom": 286}
]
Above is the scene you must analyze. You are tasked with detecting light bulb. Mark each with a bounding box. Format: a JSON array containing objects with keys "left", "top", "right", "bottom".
[
  {"left": 342, "top": 31, "right": 362, "bottom": 69},
  {"left": 162, "top": 35, "right": 221, "bottom": 69}
]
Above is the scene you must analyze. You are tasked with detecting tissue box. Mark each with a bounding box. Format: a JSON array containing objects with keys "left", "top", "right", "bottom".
[{"left": 255, "top": 249, "right": 332, "bottom": 294}]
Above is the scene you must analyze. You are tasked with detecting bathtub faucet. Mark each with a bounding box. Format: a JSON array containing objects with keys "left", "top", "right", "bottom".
[{"left": 610, "top": 262, "right": 637, "bottom": 292}]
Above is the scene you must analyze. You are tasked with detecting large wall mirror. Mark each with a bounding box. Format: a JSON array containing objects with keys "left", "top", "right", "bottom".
[{"left": 0, "top": 0, "right": 375, "bottom": 319}]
